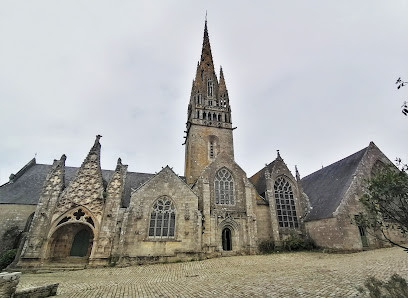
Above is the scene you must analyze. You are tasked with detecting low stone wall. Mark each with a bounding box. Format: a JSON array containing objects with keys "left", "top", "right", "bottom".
[
  {"left": 14, "top": 283, "right": 58, "bottom": 298},
  {"left": 0, "top": 272, "right": 21, "bottom": 298},
  {"left": 0, "top": 271, "right": 58, "bottom": 298}
]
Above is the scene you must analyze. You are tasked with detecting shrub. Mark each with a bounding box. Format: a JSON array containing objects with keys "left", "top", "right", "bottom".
[
  {"left": 0, "top": 249, "right": 17, "bottom": 271},
  {"left": 282, "top": 233, "right": 317, "bottom": 251},
  {"left": 358, "top": 274, "right": 408, "bottom": 298},
  {"left": 258, "top": 235, "right": 317, "bottom": 254},
  {"left": 258, "top": 240, "right": 275, "bottom": 254}
]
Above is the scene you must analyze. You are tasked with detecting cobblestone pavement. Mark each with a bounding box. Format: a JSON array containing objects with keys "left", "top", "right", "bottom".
[{"left": 17, "top": 247, "right": 408, "bottom": 297}]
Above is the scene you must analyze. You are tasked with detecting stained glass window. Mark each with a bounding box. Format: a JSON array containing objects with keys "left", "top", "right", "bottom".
[
  {"left": 215, "top": 168, "right": 234, "bottom": 205},
  {"left": 274, "top": 177, "right": 298, "bottom": 228},
  {"left": 148, "top": 197, "right": 176, "bottom": 238}
]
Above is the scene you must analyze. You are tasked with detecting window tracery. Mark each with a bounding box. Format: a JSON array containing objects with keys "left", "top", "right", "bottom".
[
  {"left": 274, "top": 177, "right": 298, "bottom": 228},
  {"left": 148, "top": 197, "right": 176, "bottom": 238},
  {"left": 214, "top": 168, "right": 235, "bottom": 205}
]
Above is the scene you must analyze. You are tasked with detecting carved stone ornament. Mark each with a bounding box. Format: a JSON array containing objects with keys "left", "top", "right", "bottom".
[{"left": 55, "top": 207, "right": 96, "bottom": 228}]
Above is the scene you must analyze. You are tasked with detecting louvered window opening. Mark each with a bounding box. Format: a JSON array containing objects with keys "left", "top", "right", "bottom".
[
  {"left": 149, "top": 197, "right": 176, "bottom": 238},
  {"left": 215, "top": 168, "right": 235, "bottom": 205},
  {"left": 274, "top": 177, "right": 298, "bottom": 228}
]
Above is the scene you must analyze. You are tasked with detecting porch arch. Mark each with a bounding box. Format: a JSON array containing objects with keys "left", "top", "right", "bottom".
[{"left": 48, "top": 223, "right": 94, "bottom": 261}]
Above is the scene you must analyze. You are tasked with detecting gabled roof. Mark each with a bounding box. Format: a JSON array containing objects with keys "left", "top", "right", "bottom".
[
  {"left": 301, "top": 146, "right": 368, "bottom": 221},
  {"left": 129, "top": 166, "right": 195, "bottom": 200},
  {"left": 249, "top": 160, "right": 279, "bottom": 196},
  {"left": 0, "top": 159, "right": 155, "bottom": 208}
]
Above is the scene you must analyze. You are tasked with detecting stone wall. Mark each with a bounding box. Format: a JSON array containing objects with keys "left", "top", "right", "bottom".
[
  {"left": 305, "top": 218, "right": 348, "bottom": 250},
  {"left": 254, "top": 203, "right": 272, "bottom": 242},
  {"left": 305, "top": 143, "right": 408, "bottom": 251},
  {"left": 1, "top": 272, "right": 58, "bottom": 298},
  {"left": 0, "top": 272, "right": 20, "bottom": 298},
  {"left": 14, "top": 283, "right": 58, "bottom": 298},
  {"left": 0, "top": 205, "right": 35, "bottom": 254},
  {"left": 120, "top": 167, "right": 202, "bottom": 259}
]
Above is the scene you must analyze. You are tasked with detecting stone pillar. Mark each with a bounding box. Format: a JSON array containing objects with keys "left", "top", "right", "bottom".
[
  {"left": 265, "top": 170, "right": 281, "bottom": 246},
  {"left": 244, "top": 180, "right": 258, "bottom": 253},
  {"left": 0, "top": 272, "right": 21, "bottom": 298},
  {"left": 201, "top": 179, "right": 213, "bottom": 251}
]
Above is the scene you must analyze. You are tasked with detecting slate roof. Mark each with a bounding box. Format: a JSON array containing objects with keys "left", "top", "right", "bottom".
[
  {"left": 249, "top": 160, "right": 279, "bottom": 196},
  {"left": 0, "top": 159, "right": 155, "bottom": 208},
  {"left": 301, "top": 146, "right": 368, "bottom": 221}
]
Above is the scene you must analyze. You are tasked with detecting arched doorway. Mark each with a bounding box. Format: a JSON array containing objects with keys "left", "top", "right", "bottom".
[
  {"left": 70, "top": 229, "right": 92, "bottom": 257},
  {"left": 222, "top": 227, "right": 232, "bottom": 251},
  {"left": 49, "top": 223, "right": 93, "bottom": 261}
]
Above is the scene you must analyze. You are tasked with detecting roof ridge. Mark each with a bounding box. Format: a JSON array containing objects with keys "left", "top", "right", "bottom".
[
  {"left": 8, "top": 158, "right": 37, "bottom": 183},
  {"left": 302, "top": 146, "right": 369, "bottom": 181}
]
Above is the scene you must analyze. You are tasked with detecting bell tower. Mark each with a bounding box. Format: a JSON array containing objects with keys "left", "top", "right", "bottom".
[{"left": 184, "top": 20, "right": 235, "bottom": 185}]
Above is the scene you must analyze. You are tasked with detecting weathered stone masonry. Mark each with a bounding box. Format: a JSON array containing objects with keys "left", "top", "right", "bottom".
[{"left": 0, "top": 20, "right": 406, "bottom": 270}]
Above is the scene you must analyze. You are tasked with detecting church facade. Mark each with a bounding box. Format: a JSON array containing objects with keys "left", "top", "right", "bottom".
[{"left": 0, "top": 21, "right": 405, "bottom": 269}]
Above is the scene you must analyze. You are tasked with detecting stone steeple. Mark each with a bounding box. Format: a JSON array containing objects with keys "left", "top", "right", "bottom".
[
  {"left": 184, "top": 20, "right": 235, "bottom": 184},
  {"left": 187, "top": 20, "right": 232, "bottom": 129}
]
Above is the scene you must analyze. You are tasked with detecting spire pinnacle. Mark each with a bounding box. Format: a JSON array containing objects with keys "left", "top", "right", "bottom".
[
  {"left": 295, "top": 165, "right": 301, "bottom": 181},
  {"left": 276, "top": 150, "right": 283, "bottom": 161},
  {"left": 201, "top": 18, "right": 213, "bottom": 66},
  {"left": 219, "top": 66, "right": 226, "bottom": 89}
]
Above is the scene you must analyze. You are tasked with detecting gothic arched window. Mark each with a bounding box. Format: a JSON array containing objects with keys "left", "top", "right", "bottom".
[
  {"left": 274, "top": 177, "right": 298, "bottom": 228},
  {"left": 214, "top": 168, "right": 235, "bottom": 205},
  {"left": 148, "top": 197, "right": 176, "bottom": 238}
]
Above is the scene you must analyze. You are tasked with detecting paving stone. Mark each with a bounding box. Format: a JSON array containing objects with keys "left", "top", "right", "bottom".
[{"left": 17, "top": 247, "right": 408, "bottom": 297}]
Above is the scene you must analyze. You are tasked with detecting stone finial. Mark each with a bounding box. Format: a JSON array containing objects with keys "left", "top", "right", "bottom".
[
  {"left": 115, "top": 158, "right": 122, "bottom": 171},
  {"left": 9, "top": 173, "right": 15, "bottom": 181},
  {"left": 90, "top": 135, "right": 102, "bottom": 153},
  {"left": 276, "top": 150, "right": 283, "bottom": 161},
  {"left": 60, "top": 154, "right": 67, "bottom": 162},
  {"left": 295, "top": 165, "right": 301, "bottom": 181}
]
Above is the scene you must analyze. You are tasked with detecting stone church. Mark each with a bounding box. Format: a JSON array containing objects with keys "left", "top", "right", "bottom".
[{"left": 0, "top": 21, "right": 405, "bottom": 268}]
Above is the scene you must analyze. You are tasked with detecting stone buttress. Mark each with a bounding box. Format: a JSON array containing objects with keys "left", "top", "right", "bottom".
[{"left": 18, "top": 155, "right": 66, "bottom": 265}]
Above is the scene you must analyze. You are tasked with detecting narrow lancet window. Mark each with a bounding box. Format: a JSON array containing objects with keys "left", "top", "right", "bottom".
[
  {"left": 207, "top": 79, "right": 213, "bottom": 97},
  {"left": 209, "top": 141, "right": 214, "bottom": 158}
]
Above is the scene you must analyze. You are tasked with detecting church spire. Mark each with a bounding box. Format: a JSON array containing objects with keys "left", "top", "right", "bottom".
[
  {"left": 187, "top": 19, "right": 232, "bottom": 126},
  {"left": 184, "top": 20, "right": 235, "bottom": 184},
  {"left": 200, "top": 19, "right": 214, "bottom": 67}
]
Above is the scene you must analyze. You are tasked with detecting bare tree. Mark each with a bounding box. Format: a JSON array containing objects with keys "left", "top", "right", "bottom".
[{"left": 396, "top": 77, "right": 408, "bottom": 116}]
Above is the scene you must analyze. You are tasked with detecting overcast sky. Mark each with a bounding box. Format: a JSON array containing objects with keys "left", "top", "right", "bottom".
[{"left": 1, "top": 1, "right": 407, "bottom": 185}]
